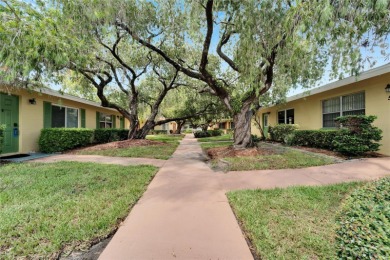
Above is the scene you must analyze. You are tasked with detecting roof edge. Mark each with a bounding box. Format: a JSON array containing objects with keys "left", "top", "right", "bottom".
[{"left": 286, "top": 63, "right": 390, "bottom": 103}]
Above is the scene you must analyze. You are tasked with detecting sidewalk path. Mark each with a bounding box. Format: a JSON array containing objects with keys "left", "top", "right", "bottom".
[{"left": 100, "top": 135, "right": 390, "bottom": 259}]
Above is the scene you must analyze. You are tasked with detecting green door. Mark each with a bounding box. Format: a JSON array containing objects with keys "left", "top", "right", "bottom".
[
  {"left": 0, "top": 93, "right": 19, "bottom": 154},
  {"left": 262, "top": 113, "right": 269, "bottom": 138}
]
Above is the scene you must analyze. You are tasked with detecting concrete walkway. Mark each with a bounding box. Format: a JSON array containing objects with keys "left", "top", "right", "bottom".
[{"left": 99, "top": 135, "right": 390, "bottom": 260}]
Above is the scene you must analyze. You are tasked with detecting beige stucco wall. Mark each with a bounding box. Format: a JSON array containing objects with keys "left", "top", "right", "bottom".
[
  {"left": 1, "top": 88, "right": 129, "bottom": 154},
  {"left": 253, "top": 73, "right": 390, "bottom": 156}
]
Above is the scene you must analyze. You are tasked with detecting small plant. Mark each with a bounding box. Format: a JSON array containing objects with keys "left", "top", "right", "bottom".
[
  {"left": 336, "top": 177, "right": 390, "bottom": 259},
  {"left": 268, "top": 124, "right": 299, "bottom": 143},
  {"left": 333, "top": 115, "right": 382, "bottom": 155},
  {"left": 251, "top": 134, "right": 261, "bottom": 143}
]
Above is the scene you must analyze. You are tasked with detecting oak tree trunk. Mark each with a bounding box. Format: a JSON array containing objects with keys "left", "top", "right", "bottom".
[{"left": 233, "top": 101, "right": 254, "bottom": 148}]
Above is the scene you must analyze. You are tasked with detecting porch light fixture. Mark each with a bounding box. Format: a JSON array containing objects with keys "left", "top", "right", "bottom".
[
  {"left": 28, "top": 98, "right": 36, "bottom": 105},
  {"left": 385, "top": 84, "right": 390, "bottom": 93}
]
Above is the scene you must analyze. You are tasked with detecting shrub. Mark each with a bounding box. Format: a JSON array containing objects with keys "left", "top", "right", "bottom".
[
  {"left": 194, "top": 131, "right": 211, "bottom": 138},
  {"left": 94, "top": 129, "right": 128, "bottom": 144},
  {"left": 333, "top": 115, "right": 382, "bottom": 155},
  {"left": 289, "top": 130, "right": 338, "bottom": 149},
  {"left": 0, "top": 124, "right": 4, "bottom": 154},
  {"left": 268, "top": 124, "right": 299, "bottom": 143},
  {"left": 251, "top": 134, "right": 261, "bottom": 143},
  {"left": 39, "top": 128, "right": 94, "bottom": 153},
  {"left": 148, "top": 130, "right": 168, "bottom": 135},
  {"left": 207, "top": 129, "right": 223, "bottom": 136},
  {"left": 183, "top": 129, "right": 193, "bottom": 134},
  {"left": 336, "top": 177, "right": 390, "bottom": 259}
]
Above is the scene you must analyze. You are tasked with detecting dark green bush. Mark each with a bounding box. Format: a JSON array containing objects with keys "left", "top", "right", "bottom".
[
  {"left": 268, "top": 124, "right": 299, "bottom": 143},
  {"left": 194, "top": 131, "right": 211, "bottom": 138},
  {"left": 336, "top": 177, "right": 390, "bottom": 259},
  {"left": 207, "top": 129, "right": 223, "bottom": 136},
  {"left": 0, "top": 124, "right": 4, "bottom": 154},
  {"left": 289, "top": 130, "right": 338, "bottom": 149},
  {"left": 39, "top": 128, "right": 94, "bottom": 153},
  {"left": 148, "top": 130, "right": 168, "bottom": 135},
  {"left": 94, "top": 129, "right": 128, "bottom": 144},
  {"left": 332, "top": 115, "right": 382, "bottom": 155},
  {"left": 251, "top": 134, "right": 261, "bottom": 143}
]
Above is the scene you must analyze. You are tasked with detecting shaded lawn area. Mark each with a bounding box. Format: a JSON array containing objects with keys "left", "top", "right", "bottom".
[
  {"left": 196, "top": 134, "right": 233, "bottom": 142},
  {"left": 0, "top": 162, "right": 157, "bottom": 259},
  {"left": 228, "top": 182, "right": 363, "bottom": 259},
  {"left": 76, "top": 134, "right": 183, "bottom": 160},
  {"left": 201, "top": 141, "right": 336, "bottom": 171}
]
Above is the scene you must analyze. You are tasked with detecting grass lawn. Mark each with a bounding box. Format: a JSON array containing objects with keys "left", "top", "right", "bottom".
[
  {"left": 196, "top": 134, "right": 233, "bottom": 142},
  {"left": 77, "top": 134, "right": 183, "bottom": 160},
  {"left": 228, "top": 182, "right": 363, "bottom": 259},
  {"left": 199, "top": 141, "right": 233, "bottom": 150},
  {"left": 224, "top": 150, "right": 336, "bottom": 171},
  {"left": 0, "top": 162, "right": 157, "bottom": 259},
  {"left": 201, "top": 140, "right": 336, "bottom": 171}
]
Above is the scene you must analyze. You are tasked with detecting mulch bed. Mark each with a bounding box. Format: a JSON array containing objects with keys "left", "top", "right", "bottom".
[
  {"left": 207, "top": 146, "right": 276, "bottom": 160},
  {"left": 68, "top": 139, "right": 167, "bottom": 154}
]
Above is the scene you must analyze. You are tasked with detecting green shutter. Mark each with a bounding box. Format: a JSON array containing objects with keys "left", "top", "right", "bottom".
[
  {"left": 112, "top": 115, "right": 117, "bottom": 128},
  {"left": 43, "top": 102, "right": 52, "bottom": 128},
  {"left": 120, "top": 117, "right": 125, "bottom": 129},
  {"left": 96, "top": 112, "right": 100, "bottom": 129},
  {"left": 80, "top": 109, "right": 86, "bottom": 128}
]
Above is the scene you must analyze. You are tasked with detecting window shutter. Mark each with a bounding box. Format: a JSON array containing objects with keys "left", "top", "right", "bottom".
[
  {"left": 43, "top": 102, "right": 52, "bottom": 128},
  {"left": 96, "top": 112, "right": 100, "bottom": 129},
  {"left": 120, "top": 117, "right": 125, "bottom": 129},
  {"left": 80, "top": 109, "right": 86, "bottom": 128},
  {"left": 112, "top": 115, "right": 117, "bottom": 128}
]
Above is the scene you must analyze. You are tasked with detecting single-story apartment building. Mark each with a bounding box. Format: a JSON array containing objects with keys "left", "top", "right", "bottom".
[
  {"left": 252, "top": 63, "right": 390, "bottom": 156},
  {"left": 0, "top": 87, "right": 129, "bottom": 155}
]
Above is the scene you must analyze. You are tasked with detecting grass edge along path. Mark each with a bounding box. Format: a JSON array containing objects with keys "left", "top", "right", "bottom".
[
  {"left": 0, "top": 162, "right": 158, "bottom": 259},
  {"left": 77, "top": 134, "right": 183, "bottom": 160},
  {"left": 227, "top": 182, "right": 363, "bottom": 259}
]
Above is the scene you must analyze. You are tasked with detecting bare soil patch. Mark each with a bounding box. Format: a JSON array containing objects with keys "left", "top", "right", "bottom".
[
  {"left": 207, "top": 146, "right": 276, "bottom": 160},
  {"left": 68, "top": 139, "right": 167, "bottom": 153}
]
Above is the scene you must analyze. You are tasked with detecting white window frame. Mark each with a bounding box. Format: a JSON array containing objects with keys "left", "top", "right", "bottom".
[
  {"left": 52, "top": 104, "right": 79, "bottom": 128},
  {"left": 322, "top": 91, "right": 365, "bottom": 128},
  {"left": 277, "top": 108, "right": 294, "bottom": 124},
  {"left": 99, "top": 113, "right": 113, "bottom": 128}
]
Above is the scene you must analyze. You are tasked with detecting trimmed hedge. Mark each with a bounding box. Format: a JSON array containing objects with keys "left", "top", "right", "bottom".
[
  {"left": 39, "top": 128, "right": 94, "bottom": 153},
  {"left": 336, "top": 177, "right": 390, "bottom": 259},
  {"left": 194, "top": 131, "right": 210, "bottom": 138},
  {"left": 94, "top": 129, "right": 128, "bottom": 144},
  {"left": 208, "top": 129, "right": 223, "bottom": 136},
  {"left": 268, "top": 124, "right": 299, "bottom": 143},
  {"left": 289, "top": 130, "right": 338, "bottom": 150},
  {"left": 193, "top": 129, "right": 223, "bottom": 138},
  {"left": 0, "top": 124, "right": 4, "bottom": 154},
  {"left": 148, "top": 130, "right": 168, "bottom": 135}
]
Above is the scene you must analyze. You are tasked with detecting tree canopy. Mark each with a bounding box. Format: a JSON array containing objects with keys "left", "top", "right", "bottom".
[{"left": 0, "top": 0, "right": 389, "bottom": 145}]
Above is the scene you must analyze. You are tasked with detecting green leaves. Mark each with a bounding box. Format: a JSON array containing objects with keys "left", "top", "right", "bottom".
[{"left": 336, "top": 177, "right": 390, "bottom": 259}]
